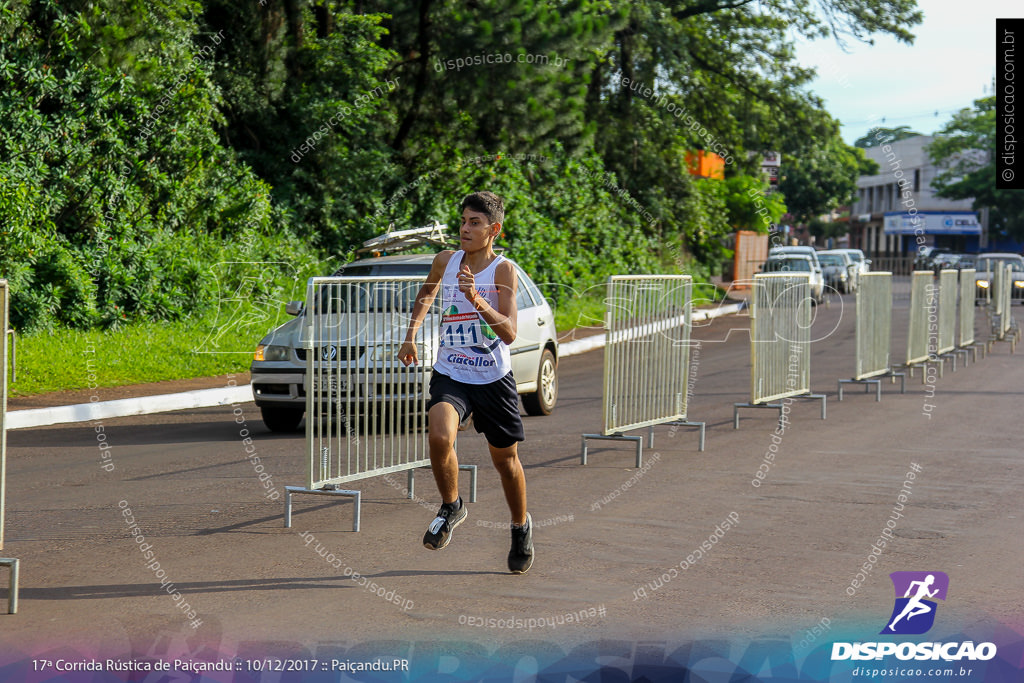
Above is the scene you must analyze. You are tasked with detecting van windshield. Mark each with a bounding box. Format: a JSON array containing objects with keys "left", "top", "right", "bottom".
[
  {"left": 313, "top": 264, "right": 431, "bottom": 314},
  {"left": 763, "top": 258, "right": 811, "bottom": 273}
]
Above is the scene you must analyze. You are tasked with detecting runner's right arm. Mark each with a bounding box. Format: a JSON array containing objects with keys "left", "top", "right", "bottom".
[{"left": 399, "top": 251, "right": 453, "bottom": 366}]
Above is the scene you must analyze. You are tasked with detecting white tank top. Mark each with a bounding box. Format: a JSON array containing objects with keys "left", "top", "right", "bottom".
[{"left": 432, "top": 251, "right": 513, "bottom": 384}]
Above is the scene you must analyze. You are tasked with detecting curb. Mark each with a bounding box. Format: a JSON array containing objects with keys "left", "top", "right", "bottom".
[
  {"left": 7, "top": 386, "right": 254, "bottom": 431},
  {"left": 7, "top": 301, "right": 746, "bottom": 430},
  {"left": 557, "top": 301, "right": 744, "bottom": 357}
]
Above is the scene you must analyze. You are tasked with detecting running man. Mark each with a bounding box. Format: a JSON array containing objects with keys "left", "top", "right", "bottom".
[
  {"left": 398, "top": 191, "right": 534, "bottom": 574},
  {"left": 888, "top": 574, "right": 939, "bottom": 631}
]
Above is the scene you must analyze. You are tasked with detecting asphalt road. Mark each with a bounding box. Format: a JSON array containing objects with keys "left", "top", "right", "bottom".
[{"left": 2, "top": 286, "right": 1021, "bottom": 674}]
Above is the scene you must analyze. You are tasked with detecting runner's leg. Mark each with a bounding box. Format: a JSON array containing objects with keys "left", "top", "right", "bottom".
[
  {"left": 428, "top": 402, "right": 461, "bottom": 504},
  {"left": 489, "top": 442, "right": 526, "bottom": 525}
]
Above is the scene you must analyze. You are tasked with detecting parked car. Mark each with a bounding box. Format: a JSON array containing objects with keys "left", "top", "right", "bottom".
[
  {"left": 817, "top": 250, "right": 859, "bottom": 294},
  {"left": 973, "top": 252, "right": 1024, "bottom": 304},
  {"left": 830, "top": 248, "right": 871, "bottom": 277},
  {"left": 956, "top": 254, "right": 977, "bottom": 271},
  {"left": 915, "top": 246, "right": 950, "bottom": 271},
  {"left": 250, "top": 253, "right": 560, "bottom": 432},
  {"left": 932, "top": 252, "right": 970, "bottom": 275},
  {"left": 769, "top": 245, "right": 823, "bottom": 275},
  {"left": 760, "top": 255, "right": 825, "bottom": 304}
]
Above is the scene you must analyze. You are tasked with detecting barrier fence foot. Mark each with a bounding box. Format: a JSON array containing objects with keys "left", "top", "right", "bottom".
[
  {"left": 903, "top": 362, "right": 927, "bottom": 382},
  {"left": 284, "top": 488, "right": 293, "bottom": 528},
  {"left": 732, "top": 402, "right": 783, "bottom": 430},
  {"left": 283, "top": 485, "right": 362, "bottom": 532},
  {"left": 0, "top": 559, "right": 19, "bottom": 614},
  {"left": 938, "top": 352, "right": 958, "bottom": 372},
  {"left": 666, "top": 419, "right": 707, "bottom": 452},
  {"left": 781, "top": 392, "right": 827, "bottom": 419},
  {"left": 838, "top": 378, "right": 883, "bottom": 402},
  {"left": 464, "top": 464, "right": 478, "bottom": 503},
  {"left": 889, "top": 370, "right": 907, "bottom": 394},
  {"left": 954, "top": 348, "right": 970, "bottom": 368},
  {"left": 581, "top": 433, "right": 644, "bottom": 468}
]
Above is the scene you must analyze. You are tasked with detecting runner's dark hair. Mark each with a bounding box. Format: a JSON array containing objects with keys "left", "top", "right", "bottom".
[{"left": 461, "top": 191, "right": 504, "bottom": 225}]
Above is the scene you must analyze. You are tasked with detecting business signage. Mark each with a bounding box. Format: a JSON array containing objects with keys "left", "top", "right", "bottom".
[{"left": 883, "top": 212, "right": 981, "bottom": 235}]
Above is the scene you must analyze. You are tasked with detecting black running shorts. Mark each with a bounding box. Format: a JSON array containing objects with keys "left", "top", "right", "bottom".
[{"left": 426, "top": 371, "right": 525, "bottom": 448}]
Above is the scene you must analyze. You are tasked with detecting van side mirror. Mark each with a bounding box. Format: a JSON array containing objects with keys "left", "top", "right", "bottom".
[{"left": 286, "top": 301, "right": 304, "bottom": 316}]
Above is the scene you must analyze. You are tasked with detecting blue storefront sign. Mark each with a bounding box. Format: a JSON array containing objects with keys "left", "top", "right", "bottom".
[{"left": 883, "top": 211, "right": 981, "bottom": 235}]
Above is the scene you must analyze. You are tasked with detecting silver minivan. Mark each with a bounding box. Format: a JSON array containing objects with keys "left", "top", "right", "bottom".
[
  {"left": 249, "top": 253, "right": 559, "bottom": 431},
  {"left": 760, "top": 254, "right": 825, "bottom": 303}
]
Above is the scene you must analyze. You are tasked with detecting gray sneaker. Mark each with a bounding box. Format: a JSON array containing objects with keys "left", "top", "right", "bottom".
[
  {"left": 423, "top": 498, "right": 467, "bottom": 550},
  {"left": 507, "top": 512, "right": 534, "bottom": 574}
]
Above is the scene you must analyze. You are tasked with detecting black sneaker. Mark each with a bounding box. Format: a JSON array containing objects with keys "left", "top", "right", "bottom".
[
  {"left": 507, "top": 512, "right": 534, "bottom": 574},
  {"left": 423, "top": 498, "right": 467, "bottom": 550}
]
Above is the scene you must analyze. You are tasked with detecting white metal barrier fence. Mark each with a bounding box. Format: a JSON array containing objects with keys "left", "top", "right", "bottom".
[
  {"left": 838, "top": 272, "right": 904, "bottom": 401},
  {"left": 937, "top": 269, "right": 958, "bottom": 362},
  {"left": 285, "top": 276, "right": 476, "bottom": 531},
  {"left": 991, "top": 263, "right": 1016, "bottom": 346},
  {"left": 734, "top": 273, "right": 825, "bottom": 428},
  {"left": 581, "top": 275, "right": 704, "bottom": 467},
  {"left": 0, "top": 280, "right": 18, "bottom": 613},
  {"left": 953, "top": 268, "right": 982, "bottom": 366},
  {"left": 904, "top": 271, "right": 932, "bottom": 374},
  {"left": 959, "top": 269, "right": 977, "bottom": 349},
  {"left": 993, "top": 263, "right": 1008, "bottom": 326}
]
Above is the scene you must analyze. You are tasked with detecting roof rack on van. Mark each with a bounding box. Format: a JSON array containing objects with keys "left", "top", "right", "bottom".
[{"left": 356, "top": 222, "right": 457, "bottom": 256}]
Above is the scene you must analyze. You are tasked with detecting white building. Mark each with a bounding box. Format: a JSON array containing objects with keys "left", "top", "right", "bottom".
[{"left": 850, "top": 135, "right": 980, "bottom": 255}]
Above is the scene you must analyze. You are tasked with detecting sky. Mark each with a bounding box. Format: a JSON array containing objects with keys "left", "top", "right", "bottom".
[{"left": 793, "top": 0, "right": 1015, "bottom": 145}]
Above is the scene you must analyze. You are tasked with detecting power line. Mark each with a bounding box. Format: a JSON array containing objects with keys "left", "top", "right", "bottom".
[{"left": 839, "top": 107, "right": 966, "bottom": 126}]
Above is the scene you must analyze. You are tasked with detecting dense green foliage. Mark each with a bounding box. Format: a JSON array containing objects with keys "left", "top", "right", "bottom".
[
  {"left": 928, "top": 96, "right": 1024, "bottom": 242},
  {"left": 2, "top": 0, "right": 922, "bottom": 345},
  {"left": 854, "top": 125, "right": 923, "bottom": 148},
  {"left": 0, "top": 0, "right": 312, "bottom": 333},
  {"left": 779, "top": 139, "right": 880, "bottom": 221}
]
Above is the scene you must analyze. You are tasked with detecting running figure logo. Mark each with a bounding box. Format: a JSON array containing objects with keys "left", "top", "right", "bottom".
[{"left": 881, "top": 571, "right": 949, "bottom": 635}]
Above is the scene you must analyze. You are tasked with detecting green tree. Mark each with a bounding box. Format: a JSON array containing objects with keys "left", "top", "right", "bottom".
[
  {"left": 1, "top": 0, "right": 928, "bottom": 336},
  {"left": 723, "top": 176, "right": 787, "bottom": 232},
  {"left": 778, "top": 134, "right": 865, "bottom": 222},
  {"left": 0, "top": 0, "right": 297, "bottom": 331},
  {"left": 854, "top": 125, "right": 923, "bottom": 148},
  {"left": 580, "top": 0, "right": 920, "bottom": 258},
  {"left": 929, "top": 95, "right": 1024, "bottom": 241},
  {"left": 201, "top": 2, "right": 403, "bottom": 252},
  {"left": 807, "top": 217, "right": 850, "bottom": 242}
]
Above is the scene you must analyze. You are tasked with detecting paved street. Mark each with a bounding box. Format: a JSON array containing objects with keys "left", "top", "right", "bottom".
[{"left": 2, "top": 289, "right": 1021, "bottom": 676}]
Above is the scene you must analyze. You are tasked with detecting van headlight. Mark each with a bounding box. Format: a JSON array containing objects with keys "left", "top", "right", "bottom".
[
  {"left": 977, "top": 280, "right": 990, "bottom": 289},
  {"left": 370, "top": 344, "right": 400, "bottom": 361},
  {"left": 254, "top": 344, "right": 291, "bottom": 361},
  {"left": 1014, "top": 280, "right": 1024, "bottom": 289}
]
